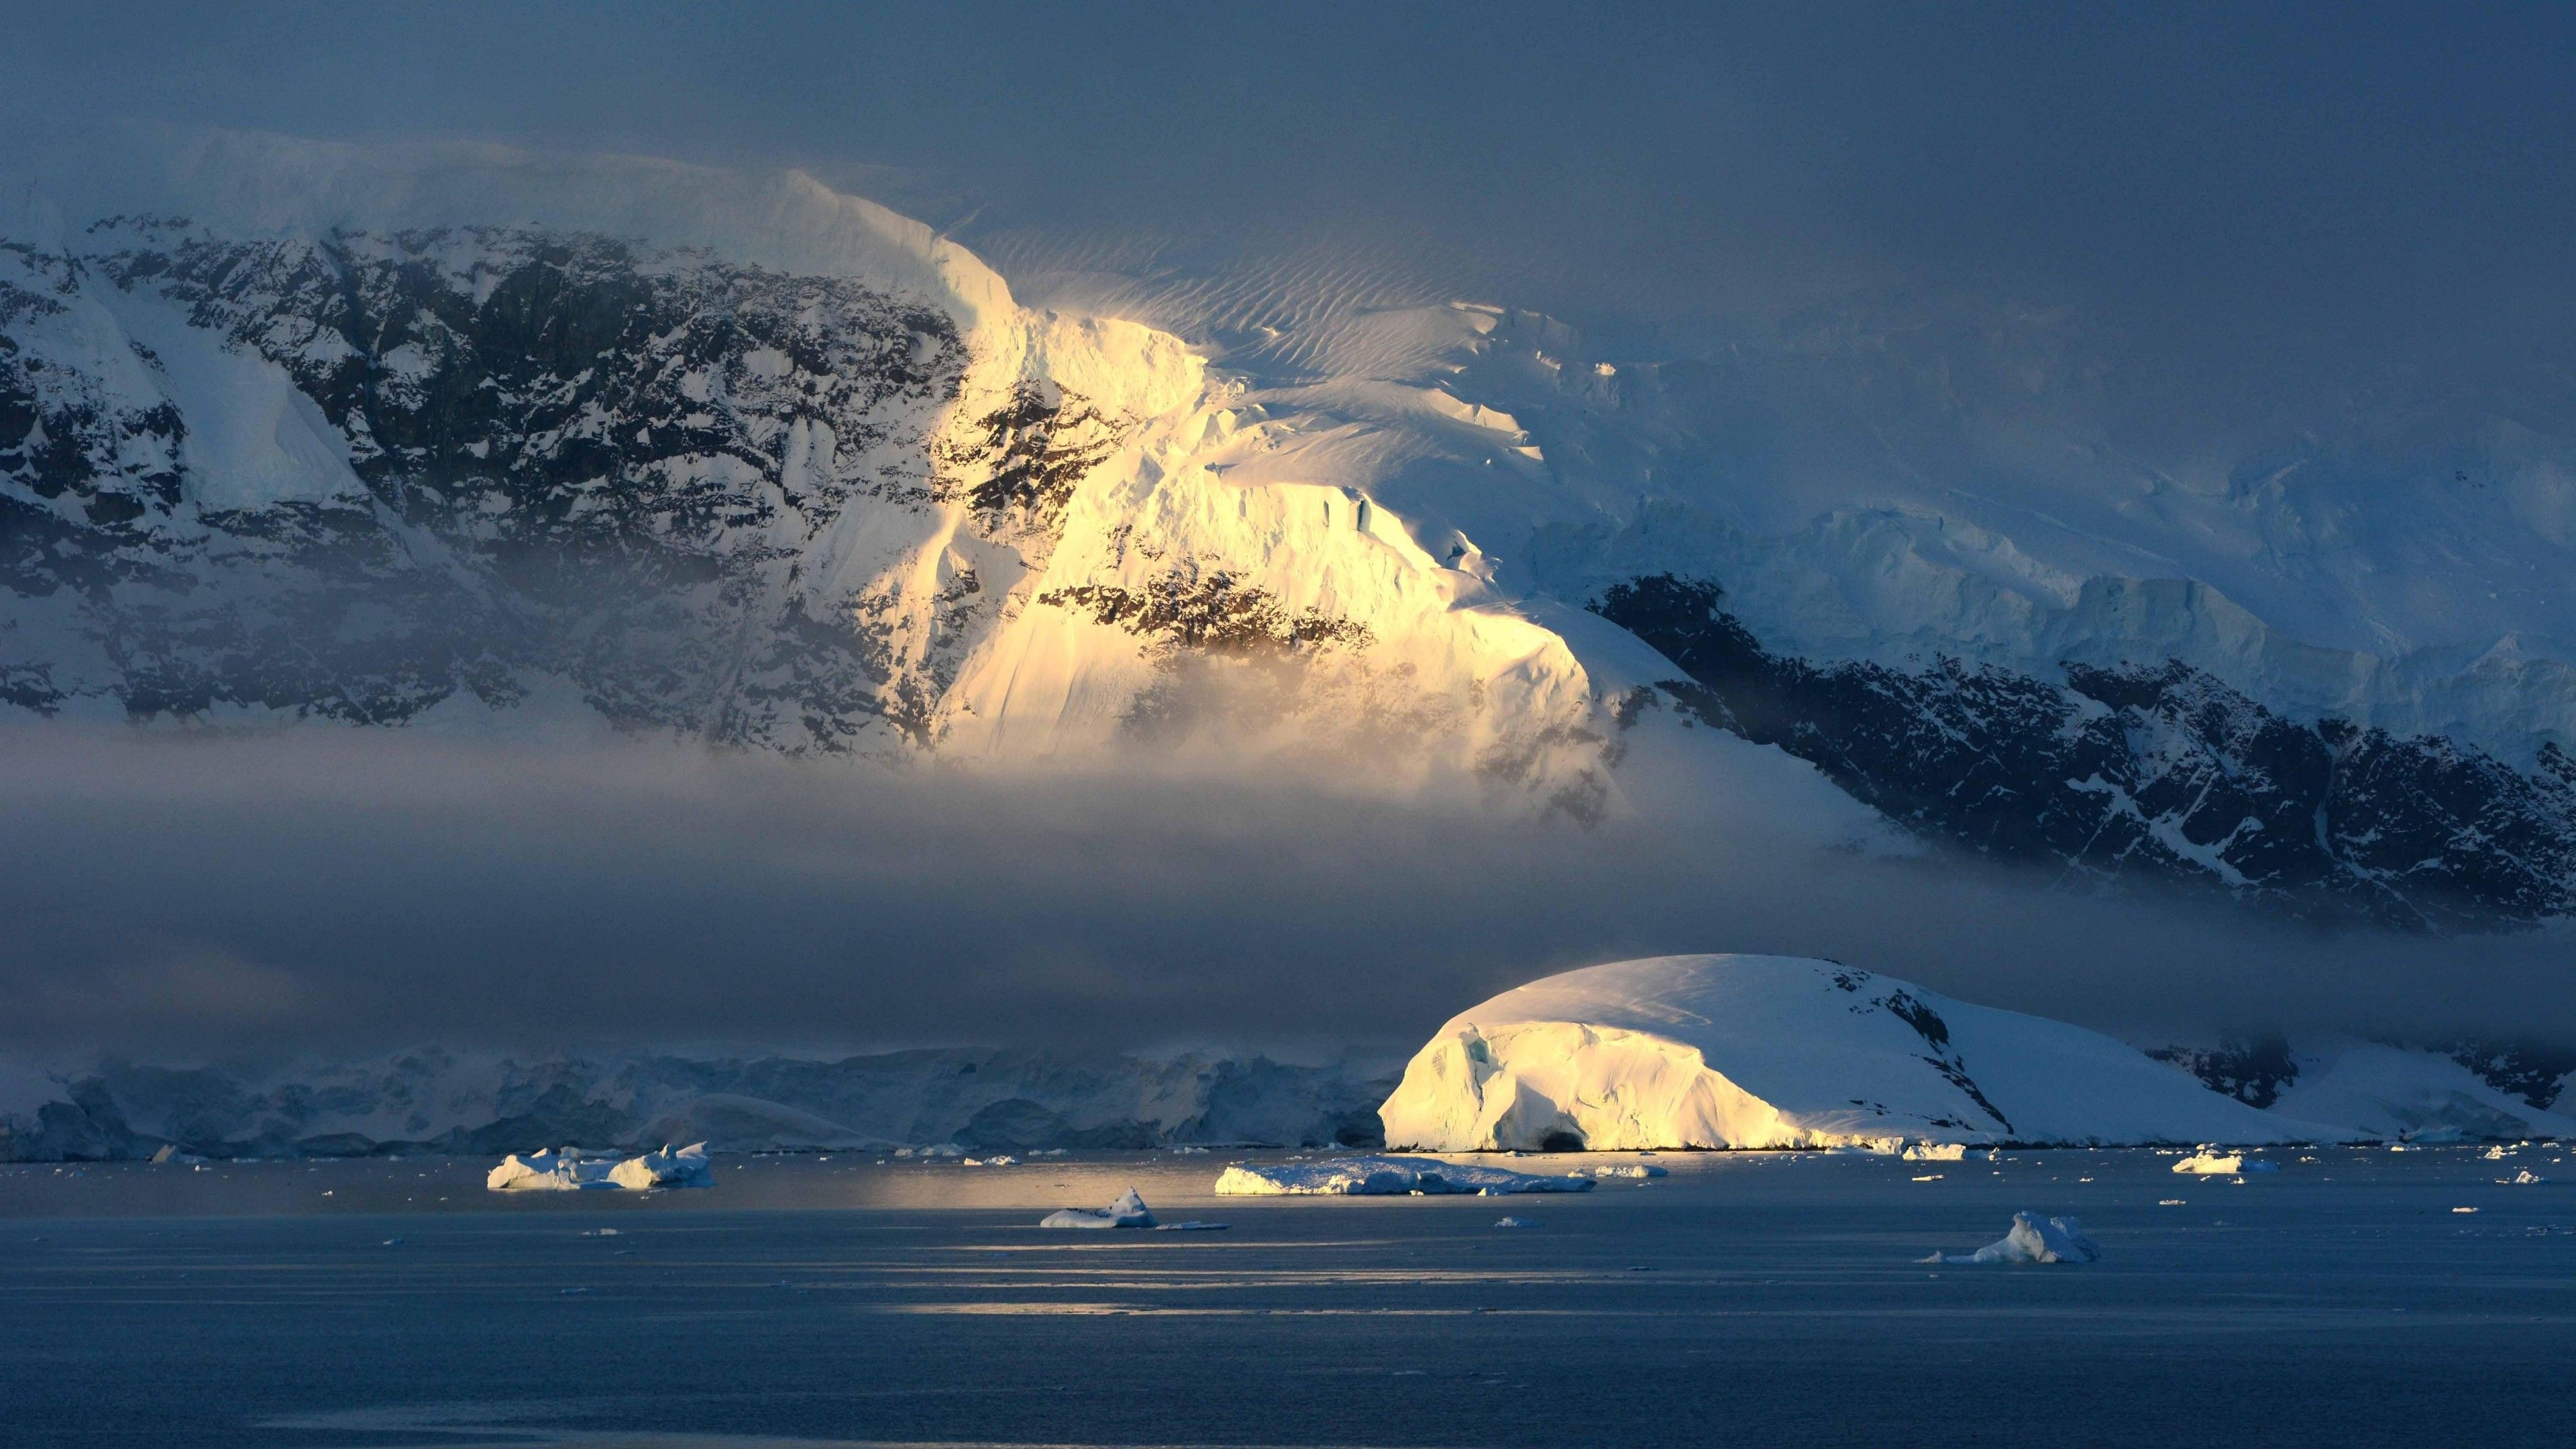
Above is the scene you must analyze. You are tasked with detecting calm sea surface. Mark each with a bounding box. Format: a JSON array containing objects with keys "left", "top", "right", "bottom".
[{"left": 5, "top": 1147, "right": 2573, "bottom": 1447}]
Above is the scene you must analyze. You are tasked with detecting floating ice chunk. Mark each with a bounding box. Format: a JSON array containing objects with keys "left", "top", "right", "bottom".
[
  {"left": 489, "top": 1143, "right": 712, "bottom": 1191},
  {"left": 2503, "top": 1169, "right": 2548, "bottom": 1185},
  {"left": 2171, "top": 1148, "right": 2245, "bottom": 1175},
  {"left": 2484, "top": 1146, "right": 2512, "bottom": 1160},
  {"left": 1039, "top": 1187, "right": 1158, "bottom": 1229},
  {"left": 1902, "top": 1142, "right": 1968, "bottom": 1162},
  {"left": 488, "top": 1147, "right": 617, "bottom": 1191},
  {"left": 1213, "top": 1155, "right": 1596, "bottom": 1196},
  {"left": 1152, "top": 1220, "right": 1230, "bottom": 1231},
  {"left": 1494, "top": 1216, "right": 1538, "bottom": 1228},
  {"left": 1926, "top": 1212, "right": 2100, "bottom": 1265},
  {"left": 608, "top": 1142, "right": 714, "bottom": 1190},
  {"left": 1570, "top": 1163, "right": 1670, "bottom": 1179}
]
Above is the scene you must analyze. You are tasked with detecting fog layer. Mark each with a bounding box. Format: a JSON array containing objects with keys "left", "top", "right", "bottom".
[{"left": 3, "top": 727, "right": 2565, "bottom": 1059}]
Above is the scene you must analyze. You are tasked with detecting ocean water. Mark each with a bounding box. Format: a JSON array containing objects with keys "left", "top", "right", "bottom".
[{"left": 5, "top": 1146, "right": 2574, "bottom": 1447}]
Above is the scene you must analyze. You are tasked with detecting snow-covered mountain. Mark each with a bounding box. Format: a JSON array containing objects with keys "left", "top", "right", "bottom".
[{"left": 8, "top": 136, "right": 2576, "bottom": 922}]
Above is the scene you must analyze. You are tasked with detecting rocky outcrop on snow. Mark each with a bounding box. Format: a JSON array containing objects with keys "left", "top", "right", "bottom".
[
  {"left": 0, "top": 1046, "right": 1397, "bottom": 1162},
  {"left": 1594, "top": 576, "right": 2576, "bottom": 928}
]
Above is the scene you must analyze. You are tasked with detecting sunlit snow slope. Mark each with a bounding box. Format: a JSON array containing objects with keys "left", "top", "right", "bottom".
[{"left": 1377, "top": 955, "right": 2342, "bottom": 1149}]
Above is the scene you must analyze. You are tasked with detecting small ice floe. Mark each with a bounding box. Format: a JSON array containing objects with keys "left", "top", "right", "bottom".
[
  {"left": 487, "top": 1143, "right": 713, "bottom": 1192},
  {"left": 380, "top": 1237, "right": 403, "bottom": 1247},
  {"left": 1911, "top": 1174, "right": 1943, "bottom": 1182},
  {"left": 2483, "top": 1146, "right": 2514, "bottom": 1161},
  {"left": 1040, "top": 1187, "right": 1158, "bottom": 1229},
  {"left": 1152, "top": 1220, "right": 1230, "bottom": 1232},
  {"left": 2158, "top": 1198, "right": 2187, "bottom": 1206},
  {"left": 1494, "top": 1216, "right": 1538, "bottom": 1228},
  {"left": 1213, "top": 1156, "right": 1597, "bottom": 1196},
  {"left": 582, "top": 1228, "right": 621, "bottom": 1237},
  {"left": 2171, "top": 1148, "right": 2245, "bottom": 1175},
  {"left": 962, "top": 1156, "right": 1019, "bottom": 1167},
  {"left": 1568, "top": 1163, "right": 1669, "bottom": 1179},
  {"left": 1925, "top": 1212, "right": 2100, "bottom": 1265},
  {"left": 2502, "top": 1169, "right": 2548, "bottom": 1185},
  {"left": 149, "top": 1144, "right": 208, "bottom": 1166},
  {"left": 1168, "top": 1146, "right": 1210, "bottom": 1155},
  {"left": 1902, "top": 1142, "right": 1968, "bottom": 1162},
  {"left": 2453, "top": 1206, "right": 2479, "bottom": 1214}
]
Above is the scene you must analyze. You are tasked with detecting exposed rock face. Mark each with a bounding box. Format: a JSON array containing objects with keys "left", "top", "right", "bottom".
[
  {"left": 1594, "top": 575, "right": 2576, "bottom": 928},
  {"left": 3, "top": 224, "right": 1004, "bottom": 747}
]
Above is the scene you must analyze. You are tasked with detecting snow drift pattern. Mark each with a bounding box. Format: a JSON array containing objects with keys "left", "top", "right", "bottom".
[{"left": 1377, "top": 955, "right": 2338, "bottom": 1150}]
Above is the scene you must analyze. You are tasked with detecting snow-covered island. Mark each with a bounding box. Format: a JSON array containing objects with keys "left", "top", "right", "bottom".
[{"left": 1377, "top": 954, "right": 2347, "bottom": 1150}]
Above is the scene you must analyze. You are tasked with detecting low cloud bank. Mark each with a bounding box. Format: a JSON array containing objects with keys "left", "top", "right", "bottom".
[{"left": 1, "top": 724, "right": 2567, "bottom": 1061}]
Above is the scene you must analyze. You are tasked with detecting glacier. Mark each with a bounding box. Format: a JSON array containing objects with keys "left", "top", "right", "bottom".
[{"left": 1376, "top": 955, "right": 2345, "bottom": 1150}]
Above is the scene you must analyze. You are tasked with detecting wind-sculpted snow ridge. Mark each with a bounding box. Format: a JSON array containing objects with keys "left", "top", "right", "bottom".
[
  {"left": 1377, "top": 955, "right": 2347, "bottom": 1151},
  {"left": 0, "top": 1045, "right": 1397, "bottom": 1163}
]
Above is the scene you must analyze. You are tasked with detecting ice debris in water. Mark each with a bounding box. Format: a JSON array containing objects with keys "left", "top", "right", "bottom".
[
  {"left": 2502, "top": 1169, "right": 2548, "bottom": 1185},
  {"left": 1494, "top": 1216, "right": 1538, "bottom": 1228},
  {"left": 1901, "top": 1142, "right": 1968, "bottom": 1162},
  {"left": 1568, "top": 1163, "right": 1669, "bottom": 1179},
  {"left": 2171, "top": 1148, "right": 2245, "bottom": 1175},
  {"left": 486, "top": 1143, "right": 712, "bottom": 1192},
  {"left": 1214, "top": 1156, "right": 1597, "bottom": 1196},
  {"left": 1040, "top": 1187, "right": 1157, "bottom": 1230},
  {"left": 1925, "top": 1212, "right": 2100, "bottom": 1265}
]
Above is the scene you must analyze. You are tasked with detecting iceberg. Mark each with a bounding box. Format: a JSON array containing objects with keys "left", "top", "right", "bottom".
[
  {"left": 1213, "top": 1155, "right": 1597, "bottom": 1196},
  {"left": 1902, "top": 1142, "right": 1968, "bottom": 1161},
  {"left": 1378, "top": 955, "right": 2339, "bottom": 1151},
  {"left": 1928, "top": 1212, "right": 2102, "bottom": 1265},
  {"left": 607, "top": 1142, "right": 714, "bottom": 1190},
  {"left": 488, "top": 1143, "right": 714, "bottom": 1191},
  {"left": 2171, "top": 1148, "right": 2245, "bottom": 1175},
  {"left": 1039, "top": 1187, "right": 1158, "bottom": 1229},
  {"left": 488, "top": 1147, "right": 617, "bottom": 1191}
]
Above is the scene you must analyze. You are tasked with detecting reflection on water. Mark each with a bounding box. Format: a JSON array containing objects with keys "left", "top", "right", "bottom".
[{"left": 7, "top": 1149, "right": 2576, "bottom": 1448}]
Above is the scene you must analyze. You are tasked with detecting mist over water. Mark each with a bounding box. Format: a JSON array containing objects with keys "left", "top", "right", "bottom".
[{"left": 3, "top": 724, "right": 2565, "bottom": 1063}]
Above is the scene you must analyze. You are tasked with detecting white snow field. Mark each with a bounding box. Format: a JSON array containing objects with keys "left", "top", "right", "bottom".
[
  {"left": 1213, "top": 1155, "right": 1597, "bottom": 1196},
  {"left": 1377, "top": 954, "right": 2343, "bottom": 1150},
  {"left": 2267, "top": 1041, "right": 2576, "bottom": 1143},
  {"left": 1038, "top": 1186, "right": 1157, "bottom": 1228}
]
